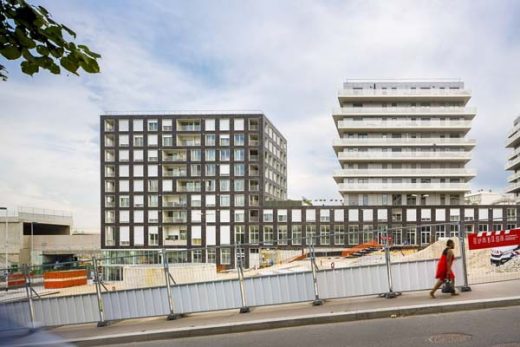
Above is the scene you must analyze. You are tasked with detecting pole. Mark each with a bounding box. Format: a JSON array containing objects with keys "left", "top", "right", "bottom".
[
  {"left": 31, "top": 222, "right": 34, "bottom": 268},
  {"left": 93, "top": 257, "right": 108, "bottom": 327},
  {"left": 162, "top": 249, "right": 180, "bottom": 320},
  {"left": 236, "top": 242, "right": 250, "bottom": 313},
  {"left": 458, "top": 220, "right": 472, "bottom": 292},
  {"left": 1, "top": 207, "right": 7, "bottom": 292},
  {"left": 379, "top": 232, "right": 401, "bottom": 299},
  {"left": 23, "top": 264, "right": 35, "bottom": 328},
  {"left": 309, "top": 243, "right": 323, "bottom": 306}
]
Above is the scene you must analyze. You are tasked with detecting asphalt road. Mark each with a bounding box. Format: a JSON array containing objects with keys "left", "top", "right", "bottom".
[{"left": 108, "top": 306, "right": 520, "bottom": 347}]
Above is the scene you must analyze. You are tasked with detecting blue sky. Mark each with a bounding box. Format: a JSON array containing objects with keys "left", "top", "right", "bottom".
[{"left": 1, "top": 0, "right": 520, "bottom": 230}]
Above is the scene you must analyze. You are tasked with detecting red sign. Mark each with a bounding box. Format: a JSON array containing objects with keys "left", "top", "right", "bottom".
[{"left": 467, "top": 228, "right": 520, "bottom": 250}]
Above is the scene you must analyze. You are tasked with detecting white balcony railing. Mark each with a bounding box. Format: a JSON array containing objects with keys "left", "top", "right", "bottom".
[
  {"left": 338, "top": 151, "right": 472, "bottom": 161},
  {"left": 334, "top": 106, "right": 476, "bottom": 115},
  {"left": 505, "top": 182, "right": 520, "bottom": 194},
  {"left": 332, "top": 138, "right": 476, "bottom": 147},
  {"left": 505, "top": 156, "right": 520, "bottom": 170},
  {"left": 507, "top": 171, "right": 520, "bottom": 183},
  {"left": 338, "top": 120, "right": 472, "bottom": 130},
  {"left": 338, "top": 182, "right": 470, "bottom": 192},
  {"left": 338, "top": 88, "right": 471, "bottom": 98},
  {"left": 334, "top": 168, "right": 476, "bottom": 177}
]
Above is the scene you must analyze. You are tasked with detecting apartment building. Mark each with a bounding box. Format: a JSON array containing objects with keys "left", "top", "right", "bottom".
[
  {"left": 332, "top": 80, "right": 476, "bottom": 206},
  {"left": 505, "top": 115, "right": 520, "bottom": 203},
  {"left": 100, "top": 112, "right": 287, "bottom": 267}
]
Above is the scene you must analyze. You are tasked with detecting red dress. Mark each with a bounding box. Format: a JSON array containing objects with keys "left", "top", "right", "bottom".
[{"left": 435, "top": 248, "right": 455, "bottom": 280}]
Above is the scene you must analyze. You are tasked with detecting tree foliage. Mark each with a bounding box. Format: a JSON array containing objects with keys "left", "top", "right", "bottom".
[{"left": 0, "top": 0, "right": 101, "bottom": 81}]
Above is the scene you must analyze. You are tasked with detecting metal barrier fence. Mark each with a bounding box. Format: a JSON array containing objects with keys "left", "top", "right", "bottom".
[{"left": 1, "top": 228, "right": 518, "bottom": 328}]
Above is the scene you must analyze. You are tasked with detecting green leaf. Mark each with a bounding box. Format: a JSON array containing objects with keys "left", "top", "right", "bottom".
[
  {"left": 60, "top": 55, "right": 79, "bottom": 74},
  {"left": 48, "top": 62, "right": 60, "bottom": 74},
  {"left": 36, "top": 44, "right": 49, "bottom": 56},
  {"left": 79, "top": 58, "right": 100, "bottom": 73},
  {"left": 14, "top": 27, "right": 36, "bottom": 48},
  {"left": 21, "top": 60, "right": 39, "bottom": 76},
  {"left": 61, "top": 24, "right": 76, "bottom": 38},
  {"left": 0, "top": 45, "right": 22, "bottom": 60}
]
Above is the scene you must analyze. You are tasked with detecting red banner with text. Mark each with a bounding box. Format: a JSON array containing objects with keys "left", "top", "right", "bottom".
[{"left": 468, "top": 228, "right": 520, "bottom": 250}]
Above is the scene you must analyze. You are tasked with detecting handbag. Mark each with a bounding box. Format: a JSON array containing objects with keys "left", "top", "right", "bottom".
[{"left": 441, "top": 279, "right": 455, "bottom": 294}]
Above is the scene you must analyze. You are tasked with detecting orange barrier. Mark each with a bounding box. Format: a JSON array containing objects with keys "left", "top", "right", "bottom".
[
  {"left": 43, "top": 269, "right": 88, "bottom": 289},
  {"left": 7, "top": 273, "right": 26, "bottom": 288}
]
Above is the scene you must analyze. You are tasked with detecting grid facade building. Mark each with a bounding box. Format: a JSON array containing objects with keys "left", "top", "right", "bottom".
[
  {"left": 332, "top": 80, "right": 476, "bottom": 206},
  {"left": 505, "top": 115, "right": 520, "bottom": 202},
  {"left": 100, "top": 113, "right": 287, "bottom": 267}
]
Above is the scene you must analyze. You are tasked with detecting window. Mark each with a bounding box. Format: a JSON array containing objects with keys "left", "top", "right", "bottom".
[
  {"left": 320, "top": 225, "right": 330, "bottom": 245},
  {"left": 220, "top": 248, "right": 231, "bottom": 265},
  {"left": 119, "top": 196, "right": 130, "bottom": 208},
  {"left": 119, "top": 150, "right": 129, "bottom": 161},
  {"left": 219, "top": 118, "right": 230, "bottom": 131},
  {"left": 305, "top": 225, "right": 316, "bottom": 245},
  {"left": 134, "top": 210, "right": 144, "bottom": 223},
  {"left": 105, "top": 226, "right": 115, "bottom": 246},
  {"left": 119, "top": 165, "right": 129, "bottom": 177},
  {"left": 219, "top": 194, "right": 230, "bottom": 207},
  {"left": 119, "top": 210, "right": 130, "bottom": 223},
  {"left": 319, "top": 209, "right": 330, "bottom": 222},
  {"left": 277, "top": 210, "right": 287, "bottom": 222},
  {"left": 148, "top": 226, "right": 159, "bottom": 246},
  {"left": 292, "top": 225, "right": 302, "bottom": 245},
  {"left": 162, "top": 135, "right": 173, "bottom": 146},
  {"left": 234, "top": 194, "right": 245, "bottom": 207},
  {"left": 234, "top": 134, "right": 245, "bottom": 146},
  {"left": 291, "top": 209, "right": 302, "bottom": 222},
  {"left": 191, "top": 149, "right": 201, "bottom": 161},
  {"left": 162, "top": 119, "right": 172, "bottom": 131},
  {"left": 119, "top": 119, "right": 129, "bottom": 132},
  {"left": 132, "top": 119, "right": 143, "bottom": 131},
  {"left": 134, "top": 150, "right": 143, "bottom": 161},
  {"left": 191, "top": 194, "right": 202, "bottom": 207},
  {"left": 278, "top": 225, "right": 288, "bottom": 245},
  {"left": 147, "top": 119, "right": 158, "bottom": 131},
  {"left": 234, "top": 149, "right": 245, "bottom": 161},
  {"left": 263, "top": 210, "right": 274, "bottom": 222},
  {"left": 148, "top": 179, "right": 158, "bottom": 192},
  {"left": 220, "top": 134, "right": 230, "bottom": 146},
  {"left": 205, "top": 164, "right": 216, "bottom": 176},
  {"left": 234, "top": 118, "right": 244, "bottom": 131},
  {"left": 148, "top": 150, "right": 158, "bottom": 161},
  {"left": 220, "top": 149, "right": 231, "bottom": 161},
  {"left": 234, "top": 210, "right": 245, "bottom": 223},
  {"left": 147, "top": 165, "right": 158, "bottom": 177},
  {"left": 148, "top": 134, "right": 158, "bottom": 146},
  {"left": 205, "top": 149, "right": 216, "bottom": 161},
  {"left": 220, "top": 179, "right": 230, "bottom": 191},
  {"left": 119, "top": 134, "right": 129, "bottom": 146},
  {"left": 148, "top": 210, "right": 159, "bottom": 223},
  {"left": 134, "top": 195, "right": 144, "bottom": 207},
  {"left": 148, "top": 195, "right": 159, "bottom": 207},
  {"left": 234, "top": 164, "right": 245, "bottom": 176},
  {"left": 206, "top": 195, "right": 216, "bottom": 207},
  {"left": 205, "top": 134, "right": 216, "bottom": 146},
  {"left": 119, "top": 226, "right": 130, "bottom": 246},
  {"left": 263, "top": 225, "right": 274, "bottom": 244},
  {"left": 334, "top": 209, "right": 344, "bottom": 222},
  {"left": 334, "top": 225, "right": 344, "bottom": 245},
  {"left": 119, "top": 180, "right": 129, "bottom": 192},
  {"left": 233, "top": 179, "right": 245, "bottom": 191},
  {"left": 205, "top": 119, "right": 215, "bottom": 131},
  {"left": 249, "top": 225, "right": 259, "bottom": 244},
  {"left": 220, "top": 164, "right": 230, "bottom": 176}
]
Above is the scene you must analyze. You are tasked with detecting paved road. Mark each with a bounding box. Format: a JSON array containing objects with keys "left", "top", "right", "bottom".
[{"left": 108, "top": 306, "right": 520, "bottom": 347}]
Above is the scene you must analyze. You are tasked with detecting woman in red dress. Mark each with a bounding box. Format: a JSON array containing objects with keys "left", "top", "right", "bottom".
[{"left": 430, "top": 239, "right": 459, "bottom": 298}]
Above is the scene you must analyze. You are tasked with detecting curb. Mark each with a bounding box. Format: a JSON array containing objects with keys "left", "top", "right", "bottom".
[{"left": 60, "top": 296, "right": 520, "bottom": 346}]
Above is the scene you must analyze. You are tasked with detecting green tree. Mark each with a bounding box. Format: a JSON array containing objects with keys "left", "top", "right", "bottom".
[{"left": 0, "top": 0, "right": 100, "bottom": 81}]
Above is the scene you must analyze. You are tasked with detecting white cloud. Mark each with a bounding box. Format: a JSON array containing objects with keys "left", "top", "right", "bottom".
[{"left": 1, "top": 0, "right": 520, "bottom": 228}]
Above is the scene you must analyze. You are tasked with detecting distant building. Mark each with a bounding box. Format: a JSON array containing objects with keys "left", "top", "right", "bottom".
[
  {"left": 465, "top": 190, "right": 514, "bottom": 205},
  {"left": 332, "top": 79, "right": 476, "bottom": 206},
  {"left": 505, "top": 115, "right": 520, "bottom": 203},
  {"left": 0, "top": 207, "right": 99, "bottom": 269}
]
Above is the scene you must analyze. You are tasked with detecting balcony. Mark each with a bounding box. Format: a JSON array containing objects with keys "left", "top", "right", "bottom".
[
  {"left": 337, "top": 182, "right": 470, "bottom": 192},
  {"left": 505, "top": 155, "right": 520, "bottom": 171},
  {"left": 337, "top": 120, "right": 472, "bottom": 132},
  {"left": 507, "top": 171, "right": 520, "bottom": 183},
  {"left": 333, "top": 106, "right": 476, "bottom": 117},
  {"left": 176, "top": 119, "right": 201, "bottom": 132},
  {"left": 338, "top": 151, "right": 472, "bottom": 162},
  {"left": 338, "top": 88, "right": 471, "bottom": 103},
  {"left": 333, "top": 168, "right": 476, "bottom": 178},
  {"left": 506, "top": 182, "right": 520, "bottom": 194},
  {"left": 332, "top": 137, "right": 476, "bottom": 148}
]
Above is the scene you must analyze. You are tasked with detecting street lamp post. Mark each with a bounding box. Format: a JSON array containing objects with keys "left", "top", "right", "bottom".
[{"left": 30, "top": 222, "right": 37, "bottom": 268}]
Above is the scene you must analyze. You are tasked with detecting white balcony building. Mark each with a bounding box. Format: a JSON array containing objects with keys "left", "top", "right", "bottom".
[
  {"left": 332, "top": 79, "right": 476, "bottom": 206},
  {"left": 505, "top": 115, "right": 520, "bottom": 202}
]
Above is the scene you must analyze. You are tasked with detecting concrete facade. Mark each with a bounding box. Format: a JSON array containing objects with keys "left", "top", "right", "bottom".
[
  {"left": 333, "top": 79, "right": 476, "bottom": 206},
  {"left": 505, "top": 115, "right": 520, "bottom": 202}
]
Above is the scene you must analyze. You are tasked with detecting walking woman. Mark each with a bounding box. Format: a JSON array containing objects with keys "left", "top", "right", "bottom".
[{"left": 430, "top": 239, "right": 459, "bottom": 298}]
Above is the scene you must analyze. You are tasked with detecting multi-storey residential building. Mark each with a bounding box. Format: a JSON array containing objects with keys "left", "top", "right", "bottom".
[
  {"left": 332, "top": 79, "right": 476, "bottom": 206},
  {"left": 506, "top": 115, "right": 520, "bottom": 202},
  {"left": 100, "top": 112, "right": 287, "bottom": 268}
]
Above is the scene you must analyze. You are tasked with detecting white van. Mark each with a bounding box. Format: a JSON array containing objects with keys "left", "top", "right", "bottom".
[{"left": 490, "top": 245, "right": 520, "bottom": 266}]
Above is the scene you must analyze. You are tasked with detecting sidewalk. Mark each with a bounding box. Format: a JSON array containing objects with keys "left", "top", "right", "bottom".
[{"left": 49, "top": 279, "right": 520, "bottom": 346}]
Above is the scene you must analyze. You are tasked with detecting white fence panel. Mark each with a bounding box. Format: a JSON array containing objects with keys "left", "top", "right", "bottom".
[
  {"left": 172, "top": 279, "right": 241, "bottom": 314},
  {"left": 33, "top": 294, "right": 98, "bottom": 326},
  {"left": 103, "top": 286, "right": 170, "bottom": 321},
  {"left": 244, "top": 272, "right": 315, "bottom": 306},
  {"left": 391, "top": 258, "right": 463, "bottom": 292},
  {"left": 0, "top": 301, "right": 31, "bottom": 327},
  {"left": 318, "top": 264, "right": 388, "bottom": 299}
]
